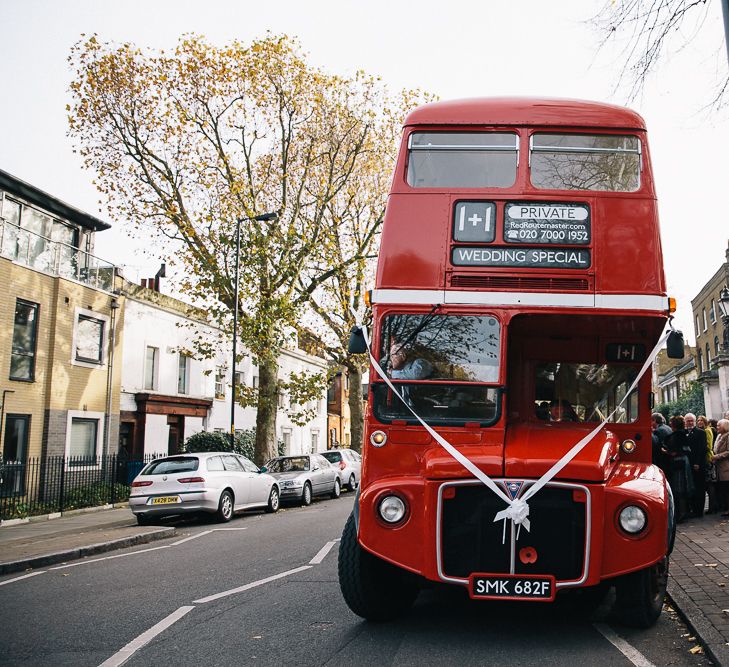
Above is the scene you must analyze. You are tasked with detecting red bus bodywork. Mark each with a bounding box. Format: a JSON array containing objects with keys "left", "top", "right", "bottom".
[{"left": 348, "top": 98, "right": 673, "bottom": 617}]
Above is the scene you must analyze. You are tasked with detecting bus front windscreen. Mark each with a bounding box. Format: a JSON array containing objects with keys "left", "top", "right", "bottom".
[{"left": 373, "top": 314, "right": 501, "bottom": 425}]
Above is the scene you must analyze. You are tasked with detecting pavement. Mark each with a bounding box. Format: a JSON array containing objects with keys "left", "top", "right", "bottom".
[{"left": 2, "top": 506, "right": 729, "bottom": 665}]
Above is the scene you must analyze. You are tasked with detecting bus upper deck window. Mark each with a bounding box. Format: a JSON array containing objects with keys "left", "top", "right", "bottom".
[
  {"left": 530, "top": 133, "right": 641, "bottom": 192},
  {"left": 407, "top": 132, "right": 518, "bottom": 188}
]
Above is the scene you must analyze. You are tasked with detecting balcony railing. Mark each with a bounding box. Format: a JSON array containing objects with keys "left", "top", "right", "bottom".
[{"left": 0, "top": 218, "right": 116, "bottom": 292}]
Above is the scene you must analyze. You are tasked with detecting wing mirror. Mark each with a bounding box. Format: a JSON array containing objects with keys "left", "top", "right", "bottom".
[
  {"left": 348, "top": 326, "right": 367, "bottom": 355},
  {"left": 666, "top": 329, "right": 685, "bottom": 359}
]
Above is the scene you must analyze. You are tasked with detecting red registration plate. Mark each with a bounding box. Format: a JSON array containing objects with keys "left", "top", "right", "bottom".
[{"left": 469, "top": 573, "right": 555, "bottom": 601}]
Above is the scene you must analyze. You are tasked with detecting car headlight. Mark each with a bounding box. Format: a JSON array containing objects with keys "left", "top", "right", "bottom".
[
  {"left": 378, "top": 495, "right": 407, "bottom": 524},
  {"left": 618, "top": 505, "right": 647, "bottom": 534}
]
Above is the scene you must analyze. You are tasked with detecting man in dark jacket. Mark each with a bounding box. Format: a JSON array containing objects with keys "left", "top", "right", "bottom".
[
  {"left": 685, "top": 412, "right": 708, "bottom": 517},
  {"left": 651, "top": 412, "right": 672, "bottom": 475}
]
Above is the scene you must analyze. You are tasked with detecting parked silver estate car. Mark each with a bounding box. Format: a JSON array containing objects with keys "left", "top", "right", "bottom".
[
  {"left": 129, "top": 452, "right": 280, "bottom": 525},
  {"left": 320, "top": 448, "right": 361, "bottom": 492},
  {"left": 263, "top": 454, "right": 340, "bottom": 506}
]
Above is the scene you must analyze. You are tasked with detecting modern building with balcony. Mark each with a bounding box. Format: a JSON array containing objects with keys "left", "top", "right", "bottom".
[{"left": 0, "top": 169, "right": 122, "bottom": 495}]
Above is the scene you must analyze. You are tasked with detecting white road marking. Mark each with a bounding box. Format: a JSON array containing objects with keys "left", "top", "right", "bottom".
[
  {"left": 170, "top": 530, "right": 213, "bottom": 545},
  {"left": 309, "top": 539, "right": 340, "bottom": 565},
  {"left": 98, "top": 605, "right": 195, "bottom": 667},
  {"left": 49, "top": 545, "right": 172, "bottom": 570},
  {"left": 0, "top": 570, "right": 46, "bottom": 586},
  {"left": 193, "top": 565, "right": 312, "bottom": 604},
  {"left": 593, "top": 623, "right": 657, "bottom": 667}
]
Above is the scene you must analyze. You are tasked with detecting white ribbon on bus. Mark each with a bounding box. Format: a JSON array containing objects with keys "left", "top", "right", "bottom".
[{"left": 357, "top": 318, "right": 670, "bottom": 542}]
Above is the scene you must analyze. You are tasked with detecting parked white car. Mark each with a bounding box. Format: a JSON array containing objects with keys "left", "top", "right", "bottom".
[
  {"left": 129, "top": 452, "right": 280, "bottom": 525},
  {"left": 320, "top": 448, "right": 361, "bottom": 492},
  {"left": 263, "top": 454, "right": 341, "bottom": 505}
]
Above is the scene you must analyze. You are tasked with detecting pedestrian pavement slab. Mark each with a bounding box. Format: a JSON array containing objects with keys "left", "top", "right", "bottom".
[{"left": 0, "top": 507, "right": 176, "bottom": 575}]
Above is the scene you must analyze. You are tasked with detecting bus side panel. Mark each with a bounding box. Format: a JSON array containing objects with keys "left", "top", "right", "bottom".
[
  {"left": 594, "top": 197, "right": 665, "bottom": 294},
  {"left": 601, "top": 462, "right": 670, "bottom": 579},
  {"left": 377, "top": 194, "right": 449, "bottom": 290}
]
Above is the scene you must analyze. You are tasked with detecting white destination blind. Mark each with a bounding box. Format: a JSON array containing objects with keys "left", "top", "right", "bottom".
[
  {"left": 452, "top": 246, "right": 591, "bottom": 269},
  {"left": 504, "top": 202, "right": 590, "bottom": 246}
]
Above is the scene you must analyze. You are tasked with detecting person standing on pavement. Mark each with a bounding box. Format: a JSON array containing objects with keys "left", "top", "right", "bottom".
[
  {"left": 666, "top": 415, "right": 693, "bottom": 522},
  {"left": 711, "top": 420, "right": 729, "bottom": 517},
  {"left": 698, "top": 415, "right": 718, "bottom": 513},
  {"left": 685, "top": 413, "right": 708, "bottom": 517},
  {"left": 651, "top": 412, "right": 672, "bottom": 475}
]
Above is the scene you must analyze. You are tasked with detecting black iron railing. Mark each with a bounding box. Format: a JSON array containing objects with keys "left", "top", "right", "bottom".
[{"left": 0, "top": 454, "right": 165, "bottom": 520}]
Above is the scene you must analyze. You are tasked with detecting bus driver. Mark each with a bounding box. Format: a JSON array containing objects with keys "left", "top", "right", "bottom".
[{"left": 388, "top": 339, "right": 433, "bottom": 380}]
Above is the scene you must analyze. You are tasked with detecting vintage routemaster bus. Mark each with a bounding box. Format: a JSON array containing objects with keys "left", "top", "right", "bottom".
[{"left": 339, "top": 98, "right": 684, "bottom": 628}]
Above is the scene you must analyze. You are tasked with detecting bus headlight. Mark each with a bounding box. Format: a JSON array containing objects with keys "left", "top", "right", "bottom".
[
  {"left": 618, "top": 505, "right": 647, "bottom": 534},
  {"left": 370, "top": 430, "right": 387, "bottom": 447},
  {"left": 378, "top": 495, "right": 407, "bottom": 524},
  {"left": 621, "top": 439, "right": 637, "bottom": 454}
]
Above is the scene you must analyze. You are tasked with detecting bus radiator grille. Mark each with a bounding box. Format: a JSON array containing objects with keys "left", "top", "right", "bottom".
[
  {"left": 449, "top": 275, "right": 590, "bottom": 291},
  {"left": 440, "top": 485, "right": 586, "bottom": 581}
]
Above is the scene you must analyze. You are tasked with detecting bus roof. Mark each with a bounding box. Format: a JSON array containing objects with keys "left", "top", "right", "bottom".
[{"left": 403, "top": 97, "right": 646, "bottom": 130}]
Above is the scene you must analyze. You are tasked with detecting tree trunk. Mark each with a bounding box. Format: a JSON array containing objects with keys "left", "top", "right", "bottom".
[
  {"left": 347, "top": 364, "right": 364, "bottom": 453},
  {"left": 255, "top": 356, "right": 279, "bottom": 466}
]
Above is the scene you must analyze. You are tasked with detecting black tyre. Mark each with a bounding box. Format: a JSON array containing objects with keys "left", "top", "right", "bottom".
[
  {"left": 216, "top": 490, "right": 234, "bottom": 523},
  {"left": 301, "top": 482, "right": 313, "bottom": 506},
  {"left": 136, "top": 514, "right": 151, "bottom": 526},
  {"left": 614, "top": 557, "right": 668, "bottom": 628},
  {"left": 347, "top": 475, "right": 357, "bottom": 492},
  {"left": 331, "top": 478, "right": 341, "bottom": 499},
  {"left": 266, "top": 486, "right": 280, "bottom": 513},
  {"left": 338, "top": 513, "right": 420, "bottom": 621}
]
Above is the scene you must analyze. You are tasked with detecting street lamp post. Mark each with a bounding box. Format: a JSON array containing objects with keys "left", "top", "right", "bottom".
[
  {"left": 231, "top": 212, "right": 279, "bottom": 446},
  {"left": 719, "top": 285, "right": 729, "bottom": 352}
]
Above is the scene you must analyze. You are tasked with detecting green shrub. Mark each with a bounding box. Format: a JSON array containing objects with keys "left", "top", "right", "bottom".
[
  {"left": 655, "top": 380, "right": 706, "bottom": 421},
  {"left": 183, "top": 428, "right": 285, "bottom": 462},
  {"left": 62, "top": 482, "right": 130, "bottom": 511}
]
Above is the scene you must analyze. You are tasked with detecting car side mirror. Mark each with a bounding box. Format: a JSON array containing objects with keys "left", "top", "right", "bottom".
[
  {"left": 666, "top": 329, "right": 685, "bottom": 359},
  {"left": 348, "top": 326, "right": 368, "bottom": 355},
  {"left": 312, "top": 465, "right": 319, "bottom": 471},
  {"left": 259, "top": 466, "right": 267, "bottom": 473}
]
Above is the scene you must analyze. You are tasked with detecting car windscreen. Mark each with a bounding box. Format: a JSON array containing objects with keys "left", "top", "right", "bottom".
[
  {"left": 321, "top": 452, "right": 342, "bottom": 463},
  {"left": 265, "top": 457, "right": 310, "bottom": 473},
  {"left": 142, "top": 457, "right": 199, "bottom": 475}
]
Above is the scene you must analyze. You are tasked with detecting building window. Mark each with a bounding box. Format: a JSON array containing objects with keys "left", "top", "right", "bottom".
[
  {"left": 234, "top": 371, "right": 244, "bottom": 387},
  {"left": 215, "top": 367, "right": 226, "bottom": 400},
  {"left": 695, "top": 315, "right": 700, "bottom": 337},
  {"left": 178, "top": 354, "right": 189, "bottom": 394},
  {"left": 144, "top": 346, "right": 158, "bottom": 390},
  {"left": 716, "top": 336, "right": 721, "bottom": 357},
  {"left": 707, "top": 343, "right": 711, "bottom": 369},
  {"left": 310, "top": 430, "right": 320, "bottom": 453},
  {"left": 10, "top": 299, "right": 39, "bottom": 381},
  {"left": 2, "top": 415, "right": 30, "bottom": 495},
  {"left": 278, "top": 391, "right": 287, "bottom": 409},
  {"left": 69, "top": 417, "right": 99, "bottom": 462},
  {"left": 282, "top": 428, "right": 292, "bottom": 454},
  {"left": 74, "top": 311, "right": 106, "bottom": 365},
  {"left": 710, "top": 300, "right": 717, "bottom": 324},
  {"left": 253, "top": 375, "right": 259, "bottom": 389},
  {"left": 703, "top": 309, "right": 708, "bottom": 332},
  {"left": 698, "top": 350, "right": 703, "bottom": 374}
]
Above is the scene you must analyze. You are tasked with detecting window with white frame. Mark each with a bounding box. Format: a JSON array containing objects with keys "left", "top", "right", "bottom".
[
  {"left": 215, "top": 367, "right": 226, "bottom": 400},
  {"left": 710, "top": 300, "right": 716, "bottom": 324},
  {"left": 278, "top": 391, "right": 287, "bottom": 409},
  {"left": 234, "top": 371, "right": 244, "bottom": 387},
  {"left": 144, "top": 346, "right": 158, "bottom": 391},
  {"left": 281, "top": 428, "right": 292, "bottom": 454},
  {"left": 696, "top": 315, "right": 700, "bottom": 337},
  {"left": 310, "top": 430, "right": 319, "bottom": 453},
  {"left": 178, "top": 354, "right": 190, "bottom": 394},
  {"left": 74, "top": 312, "right": 106, "bottom": 365},
  {"left": 703, "top": 309, "right": 708, "bottom": 332},
  {"left": 252, "top": 376, "right": 259, "bottom": 389},
  {"left": 65, "top": 411, "right": 104, "bottom": 465}
]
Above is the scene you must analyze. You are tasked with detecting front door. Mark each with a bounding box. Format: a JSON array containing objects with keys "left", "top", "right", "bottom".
[
  {"left": 2, "top": 414, "right": 30, "bottom": 496},
  {"left": 167, "top": 415, "right": 184, "bottom": 455}
]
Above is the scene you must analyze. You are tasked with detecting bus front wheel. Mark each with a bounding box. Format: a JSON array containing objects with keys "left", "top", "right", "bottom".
[
  {"left": 338, "top": 513, "right": 420, "bottom": 621},
  {"left": 614, "top": 557, "right": 668, "bottom": 628}
]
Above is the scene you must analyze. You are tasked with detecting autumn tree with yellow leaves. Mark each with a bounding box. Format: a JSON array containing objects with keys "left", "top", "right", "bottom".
[{"left": 69, "top": 34, "right": 427, "bottom": 462}]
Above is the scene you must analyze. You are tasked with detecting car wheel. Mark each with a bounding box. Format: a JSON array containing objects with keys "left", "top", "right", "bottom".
[
  {"left": 614, "top": 557, "right": 668, "bottom": 628},
  {"left": 216, "top": 490, "right": 234, "bottom": 523},
  {"left": 136, "top": 514, "right": 151, "bottom": 526},
  {"left": 338, "top": 513, "right": 420, "bottom": 621},
  {"left": 347, "top": 474, "right": 357, "bottom": 492},
  {"left": 266, "top": 486, "right": 280, "bottom": 513},
  {"left": 301, "top": 482, "right": 313, "bottom": 506},
  {"left": 331, "top": 477, "right": 341, "bottom": 499}
]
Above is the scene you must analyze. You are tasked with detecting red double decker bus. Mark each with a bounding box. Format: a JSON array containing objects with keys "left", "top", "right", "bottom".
[{"left": 339, "top": 98, "right": 684, "bottom": 627}]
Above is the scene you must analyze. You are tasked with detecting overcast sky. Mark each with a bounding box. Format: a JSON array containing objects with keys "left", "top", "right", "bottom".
[{"left": 1, "top": 0, "right": 727, "bottom": 342}]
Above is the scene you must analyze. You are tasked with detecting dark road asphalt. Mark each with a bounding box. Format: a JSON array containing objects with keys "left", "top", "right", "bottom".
[{"left": 0, "top": 493, "right": 713, "bottom": 666}]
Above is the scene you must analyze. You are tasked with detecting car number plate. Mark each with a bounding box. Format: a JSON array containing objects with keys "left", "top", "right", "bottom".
[
  {"left": 150, "top": 496, "right": 180, "bottom": 505},
  {"left": 469, "top": 574, "right": 555, "bottom": 601}
]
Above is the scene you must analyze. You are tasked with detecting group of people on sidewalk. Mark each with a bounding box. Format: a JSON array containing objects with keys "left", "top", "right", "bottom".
[{"left": 652, "top": 410, "right": 729, "bottom": 522}]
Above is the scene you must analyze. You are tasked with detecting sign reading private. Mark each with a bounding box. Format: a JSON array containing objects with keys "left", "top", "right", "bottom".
[
  {"left": 452, "top": 246, "right": 591, "bottom": 269},
  {"left": 504, "top": 203, "right": 590, "bottom": 245}
]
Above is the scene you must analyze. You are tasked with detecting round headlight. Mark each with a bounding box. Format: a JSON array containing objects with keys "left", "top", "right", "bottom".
[
  {"left": 378, "top": 495, "right": 406, "bottom": 524},
  {"left": 619, "top": 505, "right": 647, "bottom": 534},
  {"left": 621, "top": 439, "right": 637, "bottom": 454},
  {"left": 370, "top": 430, "right": 387, "bottom": 447}
]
